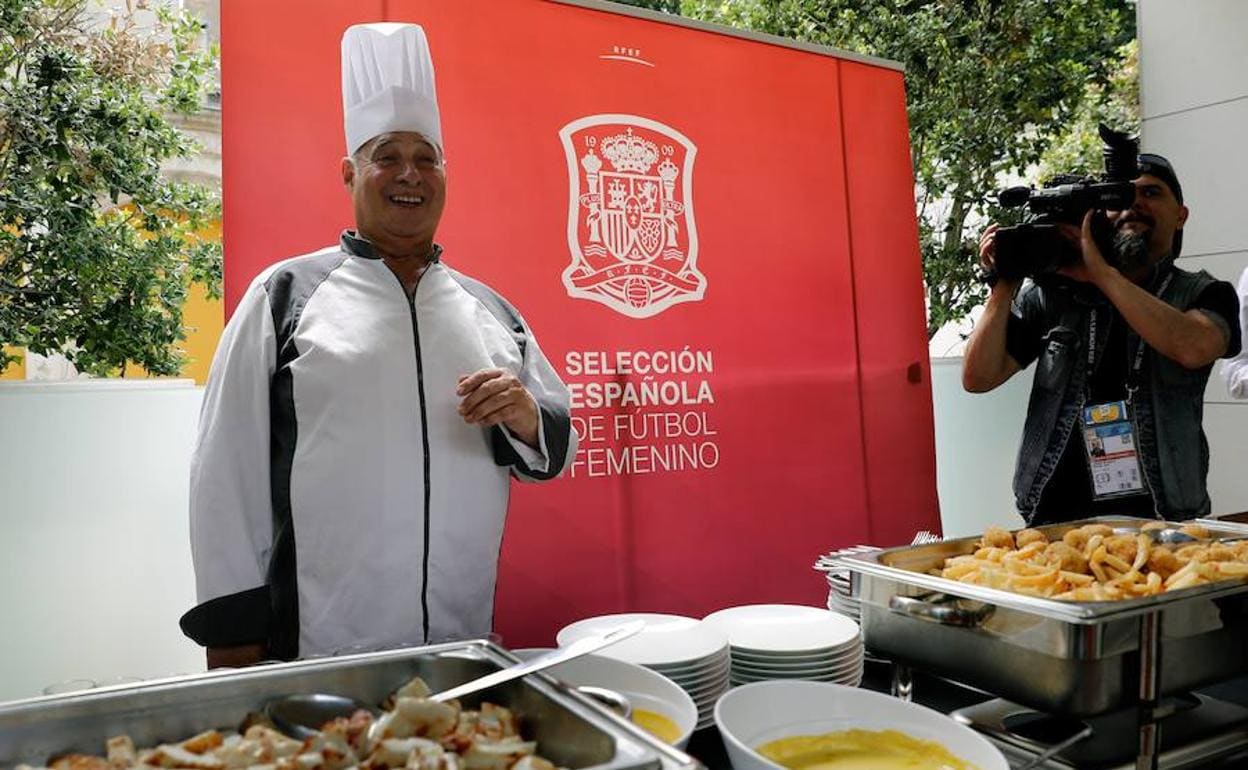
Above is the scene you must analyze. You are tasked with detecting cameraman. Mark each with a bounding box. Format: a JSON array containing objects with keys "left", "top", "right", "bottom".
[{"left": 964, "top": 155, "right": 1241, "bottom": 524}]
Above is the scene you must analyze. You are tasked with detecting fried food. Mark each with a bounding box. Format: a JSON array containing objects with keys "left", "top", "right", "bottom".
[
  {"left": 1181, "top": 523, "right": 1211, "bottom": 539},
  {"left": 939, "top": 523, "right": 1248, "bottom": 601},
  {"left": 23, "top": 678, "right": 558, "bottom": 770},
  {"left": 1043, "top": 541, "right": 1087, "bottom": 573},
  {"left": 980, "top": 526, "right": 1015, "bottom": 550},
  {"left": 1015, "top": 528, "right": 1048, "bottom": 548}
]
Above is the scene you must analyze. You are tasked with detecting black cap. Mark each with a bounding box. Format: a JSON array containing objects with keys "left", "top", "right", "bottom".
[
  {"left": 1137, "top": 153, "right": 1184, "bottom": 258},
  {"left": 1138, "top": 153, "right": 1183, "bottom": 203}
]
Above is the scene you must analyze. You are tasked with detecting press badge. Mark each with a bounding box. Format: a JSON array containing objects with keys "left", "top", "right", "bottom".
[{"left": 1081, "top": 400, "right": 1145, "bottom": 499}]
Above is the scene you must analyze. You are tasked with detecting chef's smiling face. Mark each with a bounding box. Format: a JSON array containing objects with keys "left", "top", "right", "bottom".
[{"left": 342, "top": 131, "right": 446, "bottom": 257}]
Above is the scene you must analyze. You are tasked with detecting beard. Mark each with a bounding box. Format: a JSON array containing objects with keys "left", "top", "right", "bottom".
[{"left": 1111, "top": 228, "right": 1151, "bottom": 272}]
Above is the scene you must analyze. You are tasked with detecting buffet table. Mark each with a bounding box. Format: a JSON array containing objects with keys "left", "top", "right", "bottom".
[{"left": 687, "top": 660, "right": 1248, "bottom": 769}]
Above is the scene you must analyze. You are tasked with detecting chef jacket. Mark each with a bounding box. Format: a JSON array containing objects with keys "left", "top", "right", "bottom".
[{"left": 181, "top": 232, "right": 576, "bottom": 659}]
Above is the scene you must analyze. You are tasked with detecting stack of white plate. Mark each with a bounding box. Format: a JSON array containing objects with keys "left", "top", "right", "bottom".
[
  {"left": 557, "top": 613, "right": 730, "bottom": 731},
  {"left": 701, "top": 604, "right": 863, "bottom": 689},
  {"left": 825, "top": 570, "right": 858, "bottom": 620},
  {"left": 815, "top": 544, "right": 880, "bottom": 621}
]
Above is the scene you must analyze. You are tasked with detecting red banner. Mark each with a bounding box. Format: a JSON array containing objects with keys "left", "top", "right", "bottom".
[{"left": 221, "top": 0, "right": 939, "bottom": 647}]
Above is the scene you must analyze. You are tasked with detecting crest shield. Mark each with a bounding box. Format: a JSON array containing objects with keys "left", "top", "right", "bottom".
[{"left": 560, "top": 115, "right": 704, "bottom": 318}]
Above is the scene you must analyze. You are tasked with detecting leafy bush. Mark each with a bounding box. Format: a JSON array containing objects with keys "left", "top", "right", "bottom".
[{"left": 0, "top": 0, "right": 222, "bottom": 376}]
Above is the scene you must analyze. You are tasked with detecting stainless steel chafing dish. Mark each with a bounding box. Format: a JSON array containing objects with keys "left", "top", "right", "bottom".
[
  {"left": 0, "top": 640, "right": 701, "bottom": 770},
  {"left": 840, "top": 516, "right": 1248, "bottom": 717}
]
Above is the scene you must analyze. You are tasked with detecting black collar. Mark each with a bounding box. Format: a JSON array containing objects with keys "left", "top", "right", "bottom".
[{"left": 340, "top": 230, "right": 442, "bottom": 263}]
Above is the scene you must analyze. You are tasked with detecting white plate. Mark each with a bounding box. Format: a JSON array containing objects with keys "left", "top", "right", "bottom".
[
  {"left": 680, "top": 673, "right": 732, "bottom": 701},
  {"left": 729, "top": 672, "right": 862, "bottom": 689},
  {"left": 649, "top": 649, "right": 732, "bottom": 675},
  {"left": 692, "top": 687, "right": 729, "bottom": 713},
  {"left": 733, "top": 653, "right": 863, "bottom": 673},
  {"left": 558, "top": 614, "right": 729, "bottom": 667},
  {"left": 730, "top": 654, "right": 860, "bottom": 672},
  {"left": 730, "top": 664, "right": 862, "bottom": 683},
  {"left": 731, "top": 648, "right": 862, "bottom": 671},
  {"left": 728, "top": 673, "right": 863, "bottom": 690},
  {"left": 703, "top": 605, "right": 859, "bottom": 654},
  {"left": 668, "top": 675, "right": 729, "bottom": 697},
  {"left": 730, "top": 640, "right": 859, "bottom": 664},
  {"left": 715, "top": 680, "right": 1007, "bottom": 770}
]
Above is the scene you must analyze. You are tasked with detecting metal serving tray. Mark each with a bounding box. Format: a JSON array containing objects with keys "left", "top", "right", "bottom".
[
  {"left": 0, "top": 640, "right": 701, "bottom": 770},
  {"left": 841, "top": 517, "right": 1248, "bottom": 716}
]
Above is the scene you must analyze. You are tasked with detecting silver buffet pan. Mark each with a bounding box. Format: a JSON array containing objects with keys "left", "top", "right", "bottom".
[
  {"left": 0, "top": 640, "right": 701, "bottom": 770},
  {"left": 840, "top": 516, "right": 1248, "bottom": 716}
]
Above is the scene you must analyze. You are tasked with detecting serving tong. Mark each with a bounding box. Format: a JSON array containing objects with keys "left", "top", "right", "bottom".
[{"left": 1125, "top": 526, "right": 1248, "bottom": 546}]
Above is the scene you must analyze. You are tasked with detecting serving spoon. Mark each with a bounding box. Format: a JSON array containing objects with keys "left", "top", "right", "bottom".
[
  {"left": 1137, "top": 527, "right": 1248, "bottom": 546},
  {"left": 266, "top": 620, "right": 645, "bottom": 738}
]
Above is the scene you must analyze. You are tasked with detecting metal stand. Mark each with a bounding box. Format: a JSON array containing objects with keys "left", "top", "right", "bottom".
[
  {"left": 1137, "top": 609, "right": 1162, "bottom": 770},
  {"left": 891, "top": 663, "right": 912, "bottom": 702}
]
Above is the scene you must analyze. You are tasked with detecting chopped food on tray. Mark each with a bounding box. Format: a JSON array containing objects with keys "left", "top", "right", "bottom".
[
  {"left": 937, "top": 524, "right": 1248, "bottom": 601},
  {"left": 13, "top": 678, "right": 561, "bottom": 770}
]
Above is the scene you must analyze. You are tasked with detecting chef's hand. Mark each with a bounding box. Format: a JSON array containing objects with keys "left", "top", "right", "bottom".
[
  {"left": 206, "top": 643, "right": 266, "bottom": 670},
  {"left": 457, "top": 368, "right": 540, "bottom": 448}
]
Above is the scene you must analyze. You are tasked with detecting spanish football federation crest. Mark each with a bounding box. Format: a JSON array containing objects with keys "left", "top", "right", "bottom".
[{"left": 559, "top": 115, "right": 704, "bottom": 318}]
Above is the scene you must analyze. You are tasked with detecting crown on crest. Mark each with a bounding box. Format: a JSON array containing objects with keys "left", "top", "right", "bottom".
[
  {"left": 601, "top": 128, "right": 659, "bottom": 174},
  {"left": 581, "top": 148, "right": 603, "bottom": 174},
  {"left": 658, "top": 156, "right": 678, "bottom": 183}
]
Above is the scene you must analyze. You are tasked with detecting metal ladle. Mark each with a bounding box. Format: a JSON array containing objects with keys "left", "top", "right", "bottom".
[
  {"left": 574, "top": 685, "right": 633, "bottom": 719},
  {"left": 266, "top": 693, "right": 376, "bottom": 740}
]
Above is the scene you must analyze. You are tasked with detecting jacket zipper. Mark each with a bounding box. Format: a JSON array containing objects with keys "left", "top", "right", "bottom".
[{"left": 401, "top": 279, "right": 433, "bottom": 643}]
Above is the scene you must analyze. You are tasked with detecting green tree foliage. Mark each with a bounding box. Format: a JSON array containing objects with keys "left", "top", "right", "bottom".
[
  {"left": 1037, "top": 40, "right": 1139, "bottom": 184},
  {"left": 0, "top": 0, "right": 221, "bottom": 376},
  {"left": 678, "top": 0, "right": 1136, "bottom": 337},
  {"left": 610, "top": 0, "right": 682, "bottom": 13}
]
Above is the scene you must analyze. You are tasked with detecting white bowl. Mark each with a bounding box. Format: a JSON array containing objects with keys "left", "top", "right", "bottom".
[
  {"left": 714, "top": 680, "right": 1008, "bottom": 770},
  {"left": 513, "top": 650, "right": 698, "bottom": 749}
]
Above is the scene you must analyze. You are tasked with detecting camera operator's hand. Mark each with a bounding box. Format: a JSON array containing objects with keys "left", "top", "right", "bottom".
[
  {"left": 978, "top": 224, "right": 1021, "bottom": 293},
  {"left": 964, "top": 223, "right": 1024, "bottom": 393},
  {"left": 1056, "top": 210, "right": 1116, "bottom": 288}
]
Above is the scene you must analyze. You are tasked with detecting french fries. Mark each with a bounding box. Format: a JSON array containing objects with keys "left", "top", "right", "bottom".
[{"left": 937, "top": 524, "right": 1248, "bottom": 601}]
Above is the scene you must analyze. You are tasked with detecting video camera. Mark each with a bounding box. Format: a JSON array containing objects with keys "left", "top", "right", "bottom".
[{"left": 992, "top": 125, "right": 1140, "bottom": 282}]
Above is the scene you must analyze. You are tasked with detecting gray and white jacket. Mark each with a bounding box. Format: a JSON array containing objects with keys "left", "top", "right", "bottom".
[{"left": 182, "top": 232, "right": 575, "bottom": 659}]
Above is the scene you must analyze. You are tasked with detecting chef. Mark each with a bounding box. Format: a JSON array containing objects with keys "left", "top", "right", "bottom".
[{"left": 180, "top": 23, "right": 576, "bottom": 668}]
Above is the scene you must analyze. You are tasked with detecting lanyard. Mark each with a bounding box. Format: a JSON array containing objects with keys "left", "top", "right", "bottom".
[{"left": 1085, "top": 270, "right": 1175, "bottom": 397}]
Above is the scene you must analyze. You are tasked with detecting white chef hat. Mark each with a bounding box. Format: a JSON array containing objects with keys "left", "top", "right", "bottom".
[{"left": 341, "top": 23, "right": 442, "bottom": 156}]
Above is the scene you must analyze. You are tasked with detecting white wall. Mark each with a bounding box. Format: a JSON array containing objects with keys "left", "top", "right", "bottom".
[
  {"left": 929, "top": 359, "right": 1031, "bottom": 537},
  {"left": 1139, "top": 0, "right": 1248, "bottom": 516},
  {"left": 0, "top": 382, "right": 205, "bottom": 702}
]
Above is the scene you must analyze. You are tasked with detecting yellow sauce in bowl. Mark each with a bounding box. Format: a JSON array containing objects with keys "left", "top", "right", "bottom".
[
  {"left": 632, "top": 707, "right": 682, "bottom": 744},
  {"left": 758, "top": 728, "right": 978, "bottom": 770}
]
